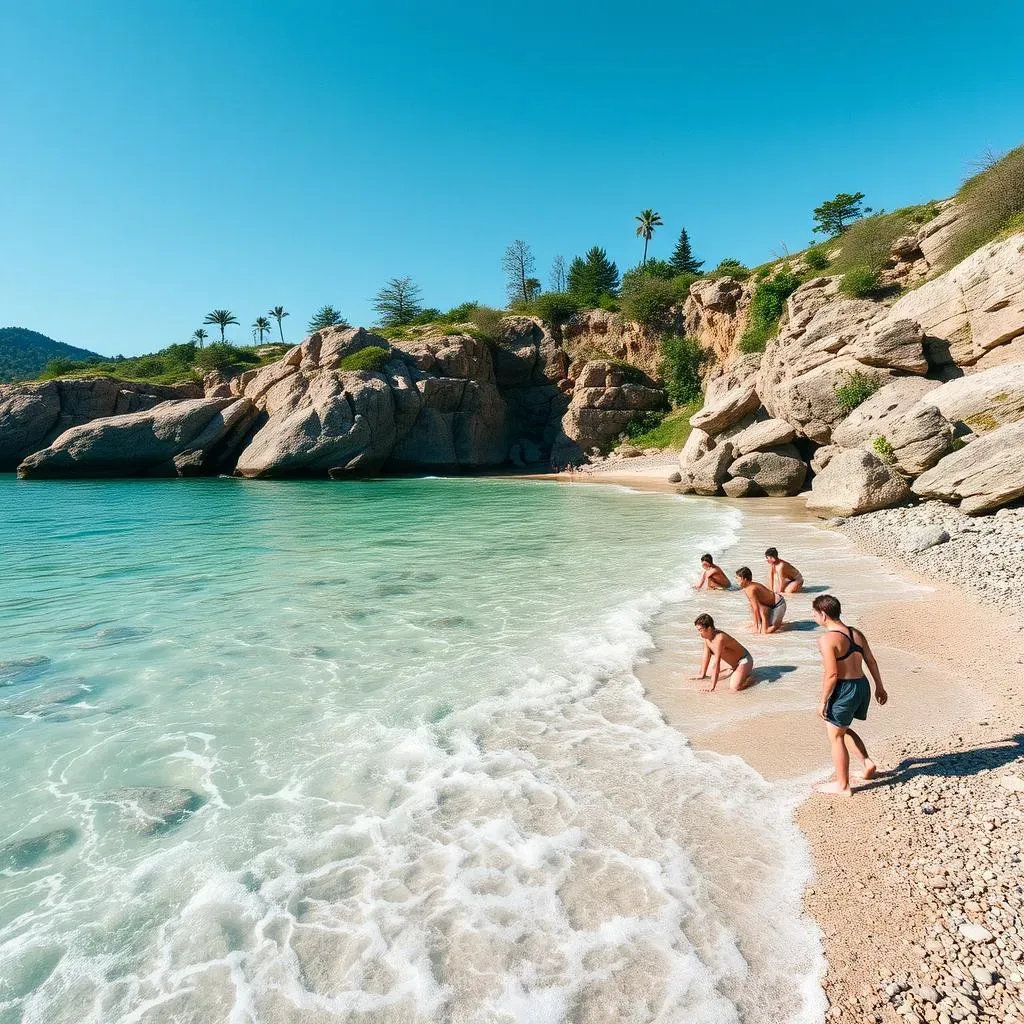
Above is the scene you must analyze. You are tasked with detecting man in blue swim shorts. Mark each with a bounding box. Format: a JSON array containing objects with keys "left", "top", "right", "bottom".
[{"left": 811, "top": 594, "right": 888, "bottom": 797}]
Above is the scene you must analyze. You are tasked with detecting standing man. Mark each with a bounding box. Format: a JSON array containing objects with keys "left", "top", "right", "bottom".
[
  {"left": 690, "top": 613, "right": 754, "bottom": 692},
  {"left": 811, "top": 594, "right": 888, "bottom": 797},
  {"left": 765, "top": 547, "right": 804, "bottom": 593},
  {"left": 735, "top": 567, "right": 786, "bottom": 633}
]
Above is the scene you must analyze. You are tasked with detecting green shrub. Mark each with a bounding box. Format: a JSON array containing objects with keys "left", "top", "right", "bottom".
[
  {"left": 624, "top": 411, "right": 665, "bottom": 440},
  {"left": 467, "top": 304, "right": 506, "bottom": 340},
  {"left": 835, "top": 370, "right": 880, "bottom": 412},
  {"left": 597, "top": 293, "right": 619, "bottom": 312},
  {"left": 740, "top": 271, "right": 801, "bottom": 353},
  {"left": 713, "top": 257, "right": 750, "bottom": 279},
  {"left": 619, "top": 272, "right": 696, "bottom": 328},
  {"left": 871, "top": 435, "right": 896, "bottom": 463},
  {"left": 944, "top": 145, "right": 1024, "bottom": 266},
  {"left": 660, "top": 335, "right": 708, "bottom": 406},
  {"left": 804, "top": 246, "right": 832, "bottom": 271},
  {"left": 337, "top": 346, "right": 390, "bottom": 373},
  {"left": 409, "top": 308, "right": 443, "bottom": 325},
  {"left": 827, "top": 202, "right": 935, "bottom": 282},
  {"left": 441, "top": 301, "right": 479, "bottom": 323},
  {"left": 839, "top": 265, "right": 881, "bottom": 298},
  {"left": 527, "top": 291, "right": 581, "bottom": 326}
]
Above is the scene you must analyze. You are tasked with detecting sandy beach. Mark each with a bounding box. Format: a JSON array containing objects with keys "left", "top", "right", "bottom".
[{"left": 536, "top": 467, "right": 1024, "bottom": 1022}]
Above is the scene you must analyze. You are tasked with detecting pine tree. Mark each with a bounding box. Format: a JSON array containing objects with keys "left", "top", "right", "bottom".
[
  {"left": 669, "top": 227, "right": 704, "bottom": 275},
  {"left": 567, "top": 247, "right": 620, "bottom": 306}
]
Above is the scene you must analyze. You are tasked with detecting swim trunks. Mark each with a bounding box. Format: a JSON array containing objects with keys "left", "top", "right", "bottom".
[
  {"left": 825, "top": 676, "right": 871, "bottom": 728},
  {"left": 736, "top": 648, "right": 753, "bottom": 668},
  {"left": 768, "top": 595, "right": 786, "bottom": 627}
]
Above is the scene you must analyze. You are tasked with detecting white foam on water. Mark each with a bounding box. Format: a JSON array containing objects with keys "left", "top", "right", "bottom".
[{"left": 0, "top": 479, "right": 827, "bottom": 1024}]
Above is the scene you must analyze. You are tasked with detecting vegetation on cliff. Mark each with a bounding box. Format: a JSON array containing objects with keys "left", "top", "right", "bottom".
[{"left": 0, "top": 328, "right": 102, "bottom": 383}]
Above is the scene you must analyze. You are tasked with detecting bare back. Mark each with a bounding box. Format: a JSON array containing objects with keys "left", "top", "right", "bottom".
[{"left": 823, "top": 625, "right": 866, "bottom": 679}]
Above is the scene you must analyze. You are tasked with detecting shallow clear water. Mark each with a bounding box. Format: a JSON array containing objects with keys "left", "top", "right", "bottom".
[{"left": 0, "top": 476, "right": 824, "bottom": 1023}]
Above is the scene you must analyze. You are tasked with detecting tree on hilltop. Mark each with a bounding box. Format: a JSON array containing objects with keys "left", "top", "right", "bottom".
[
  {"left": 269, "top": 305, "right": 289, "bottom": 342},
  {"left": 549, "top": 255, "right": 567, "bottom": 293},
  {"left": 568, "top": 247, "right": 620, "bottom": 307},
  {"left": 190, "top": 328, "right": 208, "bottom": 350},
  {"left": 634, "top": 209, "right": 663, "bottom": 265},
  {"left": 669, "top": 227, "right": 704, "bottom": 274},
  {"left": 813, "top": 192, "right": 871, "bottom": 236},
  {"left": 253, "top": 316, "right": 273, "bottom": 343},
  {"left": 373, "top": 276, "right": 423, "bottom": 327},
  {"left": 502, "top": 240, "right": 537, "bottom": 305},
  {"left": 307, "top": 305, "right": 349, "bottom": 332},
  {"left": 203, "top": 309, "right": 239, "bottom": 343}
]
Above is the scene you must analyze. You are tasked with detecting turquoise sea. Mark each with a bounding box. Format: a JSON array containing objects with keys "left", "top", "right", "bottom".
[{"left": 0, "top": 476, "right": 824, "bottom": 1023}]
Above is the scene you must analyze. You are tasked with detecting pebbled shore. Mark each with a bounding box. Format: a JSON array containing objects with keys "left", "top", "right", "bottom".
[{"left": 833, "top": 501, "right": 1024, "bottom": 611}]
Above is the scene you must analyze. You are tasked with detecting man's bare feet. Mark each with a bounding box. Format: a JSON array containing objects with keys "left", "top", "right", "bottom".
[
  {"left": 852, "top": 759, "right": 877, "bottom": 780},
  {"left": 813, "top": 781, "right": 852, "bottom": 797}
]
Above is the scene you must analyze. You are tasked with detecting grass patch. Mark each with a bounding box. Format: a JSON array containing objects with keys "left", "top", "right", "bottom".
[
  {"left": 964, "top": 411, "right": 1000, "bottom": 432},
  {"left": 944, "top": 146, "right": 1024, "bottom": 267},
  {"left": 337, "top": 346, "right": 390, "bottom": 373},
  {"left": 827, "top": 202, "right": 940, "bottom": 285},
  {"left": 835, "top": 370, "right": 880, "bottom": 412},
  {"left": 871, "top": 435, "right": 896, "bottom": 463},
  {"left": 839, "top": 265, "right": 881, "bottom": 298},
  {"left": 625, "top": 403, "right": 700, "bottom": 449}
]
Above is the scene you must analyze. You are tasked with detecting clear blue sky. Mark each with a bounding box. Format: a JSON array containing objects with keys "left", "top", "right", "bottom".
[{"left": 2, "top": 0, "right": 1023, "bottom": 357}]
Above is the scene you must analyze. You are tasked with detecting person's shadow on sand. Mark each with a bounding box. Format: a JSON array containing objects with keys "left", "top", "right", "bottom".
[
  {"left": 854, "top": 735, "right": 1024, "bottom": 794},
  {"left": 754, "top": 665, "right": 798, "bottom": 684},
  {"left": 799, "top": 585, "right": 831, "bottom": 594},
  {"left": 784, "top": 619, "right": 818, "bottom": 632}
]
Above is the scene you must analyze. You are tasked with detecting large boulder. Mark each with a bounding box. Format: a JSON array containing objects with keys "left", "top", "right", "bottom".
[
  {"left": 914, "top": 362, "right": 1024, "bottom": 434},
  {"left": 690, "top": 354, "right": 761, "bottom": 433},
  {"left": 805, "top": 448, "right": 911, "bottom": 517},
  {"left": 880, "top": 234, "right": 1024, "bottom": 365},
  {"left": 678, "top": 427, "right": 712, "bottom": 470},
  {"left": 727, "top": 445, "right": 807, "bottom": 496},
  {"left": 0, "top": 378, "right": 201, "bottom": 470},
  {"left": 683, "top": 278, "right": 753, "bottom": 363},
  {"left": 831, "top": 377, "right": 940, "bottom": 448},
  {"left": 849, "top": 319, "right": 929, "bottom": 374},
  {"left": 686, "top": 442, "right": 735, "bottom": 496},
  {"left": 911, "top": 420, "right": 1024, "bottom": 515},
  {"left": 18, "top": 398, "right": 251, "bottom": 478},
  {"left": 727, "top": 417, "right": 796, "bottom": 456},
  {"left": 884, "top": 403, "right": 955, "bottom": 475}
]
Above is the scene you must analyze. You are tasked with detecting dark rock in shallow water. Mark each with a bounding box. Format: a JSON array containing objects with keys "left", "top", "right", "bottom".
[
  {"left": 0, "top": 656, "right": 51, "bottom": 686},
  {"left": 0, "top": 684, "right": 88, "bottom": 716},
  {"left": 91, "top": 626, "right": 151, "bottom": 646},
  {"left": 107, "top": 787, "right": 204, "bottom": 834},
  {"left": 0, "top": 828, "right": 77, "bottom": 870}
]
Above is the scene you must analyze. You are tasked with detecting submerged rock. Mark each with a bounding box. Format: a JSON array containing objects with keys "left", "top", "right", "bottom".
[
  {"left": 0, "top": 656, "right": 51, "bottom": 686},
  {"left": 107, "top": 787, "right": 204, "bottom": 834},
  {"left": 0, "top": 827, "right": 77, "bottom": 871}
]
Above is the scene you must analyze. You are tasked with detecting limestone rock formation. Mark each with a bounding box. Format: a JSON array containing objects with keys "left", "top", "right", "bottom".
[
  {"left": 831, "top": 378, "right": 940, "bottom": 448},
  {"left": 678, "top": 426, "right": 712, "bottom": 470},
  {"left": 18, "top": 398, "right": 255, "bottom": 478},
  {"left": 914, "top": 362, "right": 1024, "bottom": 434},
  {"left": 683, "top": 441, "right": 735, "bottom": 496},
  {"left": 690, "top": 354, "right": 761, "bottom": 433},
  {"left": 911, "top": 420, "right": 1024, "bottom": 515},
  {"left": 0, "top": 378, "right": 201, "bottom": 470},
  {"left": 560, "top": 309, "right": 669, "bottom": 380},
  {"left": 553, "top": 360, "right": 664, "bottom": 463},
  {"left": 850, "top": 319, "right": 929, "bottom": 374},
  {"left": 879, "top": 234, "right": 1024, "bottom": 366},
  {"left": 727, "top": 417, "right": 796, "bottom": 456},
  {"left": 884, "top": 404, "right": 955, "bottom": 476},
  {"left": 727, "top": 446, "right": 808, "bottom": 497},
  {"left": 805, "top": 448, "right": 911, "bottom": 517},
  {"left": 683, "top": 277, "right": 752, "bottom": 363}
]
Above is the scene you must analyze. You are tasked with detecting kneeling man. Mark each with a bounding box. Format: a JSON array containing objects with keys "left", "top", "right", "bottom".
[
  {"left": 812, "top": 594, "right": 888, "bottom": 797},
  {"left": 691, "top": 613, "right": 754, "bottom": 692},
  {"left": 736, "top": 566, "right": 786, "bottom": 633}
]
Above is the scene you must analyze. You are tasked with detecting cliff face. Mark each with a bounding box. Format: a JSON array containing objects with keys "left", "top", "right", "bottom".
[{"left": 677, "top": 230, "right": 1024, "bottom": 517}]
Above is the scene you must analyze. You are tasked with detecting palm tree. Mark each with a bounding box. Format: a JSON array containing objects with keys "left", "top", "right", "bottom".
[
  {"left": 269, "top": 305, "right": 289, "bottom": 342},
  {"left": 252, "top": 316, "right": 273, "bottom": 343},
  {"left": 634, "top": 209, "right": 664, "bottom": 265},
  {"left": 191, "top": 328, "right": 208, "bottom": 350},
  {"left": 203, "top": 309, "right": 239, "bottom": 343}
]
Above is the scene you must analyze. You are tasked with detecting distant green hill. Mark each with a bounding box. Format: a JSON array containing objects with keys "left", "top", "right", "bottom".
[{"left": 0, "top": 327, "right": 103, "bottom": 383}]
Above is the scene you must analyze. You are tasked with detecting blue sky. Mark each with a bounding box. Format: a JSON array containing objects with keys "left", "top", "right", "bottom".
[{"left": 2, "top": 0, "right": 1023, "bottom": 357}]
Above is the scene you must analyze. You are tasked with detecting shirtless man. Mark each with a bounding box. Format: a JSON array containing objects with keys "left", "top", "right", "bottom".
[
  {"left": 695, "top": 554, "right": 730, "bottom": 591},
  {"left": 765, "top": 547, "right": 803, "bottom": 593},
  {"left": 690, "top": 613, "right": 754, "bottom": 692},
  {"left": 811, "top": 594, "right": 888, "bottom": 797},
  {"left": 736, "top": 566, "right": 786, "bottom": 633}
]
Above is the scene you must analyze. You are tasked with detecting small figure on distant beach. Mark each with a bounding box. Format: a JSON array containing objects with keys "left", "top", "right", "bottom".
[
  {"left": 695, "top": 554, "right": 731, "bottom": 591},
  {"left": 736, "top": 567, "right": 786, "bottom": 633},
  {"left": 765, "top": 547, "right": 804, "bottom": 593},
  {"left": 811, "top": 594, "right": 888, "bottom": 797},
  {"left": 690, "top": 613, "right": 754, "bottom": 692}
]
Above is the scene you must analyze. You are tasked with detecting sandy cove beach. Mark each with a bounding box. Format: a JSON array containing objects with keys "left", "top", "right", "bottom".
[{"left": 532, "top": 463, "right": 1024, "bottom": 1023}]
